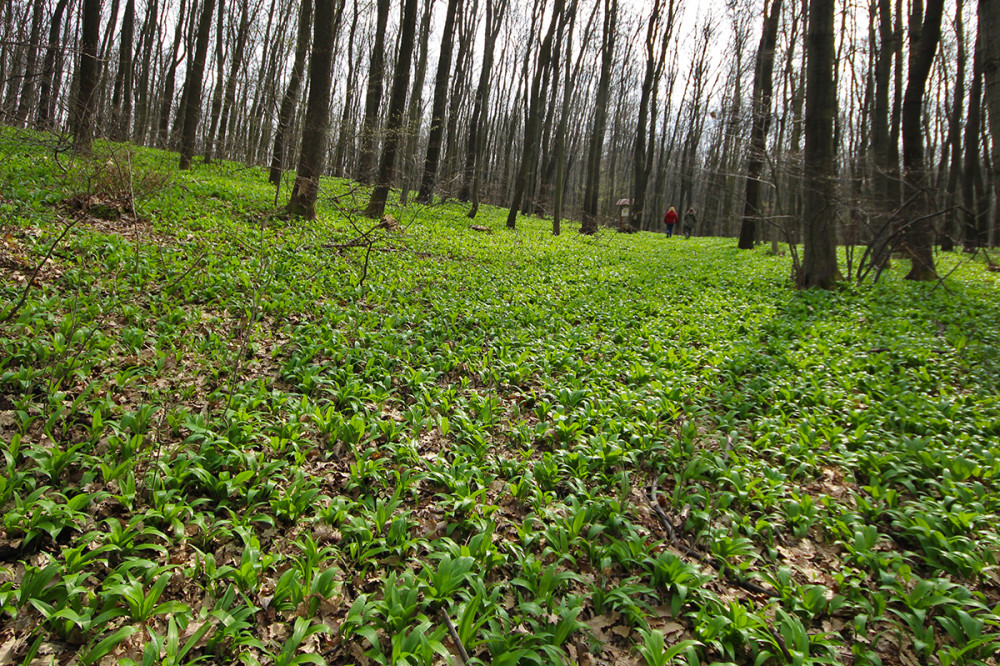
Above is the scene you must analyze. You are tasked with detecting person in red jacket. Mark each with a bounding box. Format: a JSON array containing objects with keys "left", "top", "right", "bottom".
[{"left": 663, "top": 207, "right": 678, "bottom": 237}]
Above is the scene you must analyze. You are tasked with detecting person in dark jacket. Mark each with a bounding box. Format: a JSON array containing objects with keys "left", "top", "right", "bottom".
[
  {"left": 663, "top": 207, "right": 678, "bottom": 237},
  {"left": 683, "top": 208, "right": 697, "bottom": 239}
]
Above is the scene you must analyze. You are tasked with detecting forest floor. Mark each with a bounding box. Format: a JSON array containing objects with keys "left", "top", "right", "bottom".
[{"left": 2, "top": 128, "right": 1000, "bottom": 665}]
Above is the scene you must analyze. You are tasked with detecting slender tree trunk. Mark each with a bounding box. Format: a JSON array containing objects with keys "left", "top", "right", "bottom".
[
  {"left": 178, "top": 0, "right": 216, "bottom": 169},
  {"left": 506, "top": 0, "right": 563, "bottom": 229},
  {"left": 868, "top": 0, "right": 894, "bottom": 270},
  {"left": 399, "top": 0, "right": 436, "bottom": 204},
  {"left": 963, "top": 31, "right": 985, "bottom": 249},
  {"left": 356, "top": 0, "right": 390, "bottom": 184},
  {"left": 581, "top": 0, "right": 618, "bottom": 234},
  {"left": 110, "top": 0, "right": 136, "bottom": 140},
  {"left": 801, "top": 0, "right": 841, "bottom": 287},
  {"left": 132, "top": 0, "right": 157, "bottom": 143},
  {"left": 416, "top": 0, "right": 461, "bottom": 203},
  {"left": 215, "top": 0, "right": 250, "bottom": 160},
  {"left": 13, "top": 0, "right": 43, "bottom": 125},
  {"left": 72, "top": 0, "right": 103, "bottom": 154},
  {"left": 939, "top": 0, "right": 964, "bottom": 252},
  {"left": 980, "top": 0, "right": 1000, "bottom": 237},
  {"left": 270, "top": 0, "right": 314, "bottom": 185},
  {"left": 366, "top": 0, "right": 419, "bottom": 218},
  {"left": 202, "top": 0, "right": 226, "bottom": 163},
  {"left": 332, "top": 0, "right": 360, "bottom": 176},
  {"left": 900, "top": 0, "right": 943, "bottom": 281},
  {"left": 460, "top": 0, "right": 506, "bottom": 211},
  {"left": 738, "top": 0, "right": 783, "bottom": 249},
  {"left": 157, "top": 0, "right": 188, "bottom": 148},
  {"left": 288, "top": 0, "right": 344, "bottom": 218},
  {"left": 35, "top": 0, "right": 71, "bottom": 129}
]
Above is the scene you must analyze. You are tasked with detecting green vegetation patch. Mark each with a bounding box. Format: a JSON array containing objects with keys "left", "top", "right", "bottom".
[{"left": 2, "top": 131, "right": 1000, "bottom": 665}]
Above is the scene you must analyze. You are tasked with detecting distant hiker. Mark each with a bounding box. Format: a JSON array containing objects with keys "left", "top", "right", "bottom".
[
  {"left": 663, "top": 207, "right": 678, "bottom": 237},
  {"left": 683, "top": 208, "right": 697, "bottom": 239}
]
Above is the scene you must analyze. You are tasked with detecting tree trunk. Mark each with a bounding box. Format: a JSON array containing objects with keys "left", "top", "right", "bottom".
[
  {"left": 581, "top": 0, "right": 618, "bottom": 234},
  {"left": 506, "top": 0, "right": 563, "bottom": 229},
  {"left": 35, "top": 0, "right": 71, "bottom": 129},
  {"left": 110, "top": 0, "right": 136, "bottom": 141},
  {"left": 332, "top": 0, "right": 360, "bottom": 176},
  {"left": 365, "top": 0, "right": 419, "bottom": 218},
  {"left": 215, "top": 0, "right": 250, "bottom": 160},
  {"left": 178, "top": 0, "right": 216, "bottom": 169},
  {"left": 158, "top": 0, "right": 188, "bottom": 148},
  {"left": 355, "top": 0, "right": 390, "bottom": 184},
  {"left": 801, "top": 0, "right": 841, "bottom": 287},
  {"left": 72, "top": 0, "right": 103, "bottom": 154},
  {"left": 13, "top": 0, "right": 43, "bottom": 125},
  {"left": 939, "top": 0, "right": 964, "bottom": 252},
  {"left": 900, "top": 0, "right": 943, "bottom": 281},
  {"left": 738, "top": 0, "right": 783, "bottom": 249},
  {"left": 270, "top": 0, "right": 314, "bottom": 185},
  {"left": 287, "top": 0, "right": 344, "bottom": 218},
  {"left": 963, "top": 31, "right": 985, "bottom": 249},
  {"left": 416, "top": 0, "right": 461, "bottom": 203},
  {"left": 202, "top": 0, "right": 226, "bottom": 163},
  {"left": 460, "top": 0, "right": 506, "bottom": 210},
  {"left": 868, "top": 0, "right": 894, "bottom": 270},
  {"left": 398, "top": 0, "right": 436, "bottom": 204},
  {"left": 980, "top": 0, "right": 1000, "bottom": 235}
]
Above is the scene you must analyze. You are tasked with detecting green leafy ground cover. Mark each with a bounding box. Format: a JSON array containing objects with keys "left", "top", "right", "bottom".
[{"left": 2, "top": 130, "right": 1000, "bottom": 665}]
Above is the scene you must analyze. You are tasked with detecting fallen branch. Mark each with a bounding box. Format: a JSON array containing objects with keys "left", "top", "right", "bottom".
[{"left": 440, "top": 609, "right": 470, "bottom": 665}]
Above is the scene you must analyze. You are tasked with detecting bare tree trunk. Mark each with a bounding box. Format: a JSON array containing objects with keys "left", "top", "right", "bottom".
[
  {"left": 801, "top": 0, "right": 841, "bottom": 287},
  {"left": 738, "top": 0, "right": 783, "bottom": 249},
  {"left": 963, "top": 31, "right": 986, "bottom": 249},
  {"left": 399, "top": 0, "right": 437, "bottom": 204},
  {"left": 332, "top": 0, "right": 360, "bottom": 176},
  {"left": 581, "top": 0, "right": 618, "bottom": 234},
  {"left": 72, "top": 0, "right": 103, "bottom": 154},
  {"left": 900, "top": 0, "right": 943, "bottom": 281},
  {"left": 35, "top": 0, "right": 71, "bottom": 129},
  {"left": 202, "top": 0, "right": 226, "bottom": 163},
  {"left": 980, "top": 0, "right": 1000, "bottom": 240},
  {"left": 157, "top": 0, "right": 188, "bottom": 148},
  {"left": 460, "top": 0, "right": 506, "bottom": 212},
  {"left": 939, "top": 0, "right": 964, "bottom": 252},
  {"left": 366, "top": 0, "right": 419, "bottom": 218},
  {"left": 178, "top": 0, "right": 216, "bottom": 169},
  {"left": 631, "top": 0, "right": 675, "bottom": 232},
  {"left": 215, "top": 0, "right": 251, "bottom": 160},
  {"left": 110, "top": 0, "right": 136, "bottom": 141},
  {"left": 506, "top": 0, "right": 563, "bottom": 229},
  {"left": 355, "top": 0, "right": 390, "bottom": 184},
  {"left": 288, "top": 0, "right": 345, "bottom": 218},
  {"left": 416, "top": 0, "right": 461, "bottom": 203},
  {"left": 270, "top": 0, "right": 314, "bottom": 185},
  {"left": 13, "top": 0, "right": 43, "bottom": 125}
]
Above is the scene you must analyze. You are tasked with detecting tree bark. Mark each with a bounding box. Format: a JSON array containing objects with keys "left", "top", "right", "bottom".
[
  {"left": 270, "top": 0, "right": 314, "bottom": 185},
  {"left": 178, "top": 0, "right": 216, "bottom": 169},
  {"left": 13, "top": 0, "right": 43, "bottom": 125},
  {"left": 460, "top": 0, "right": 506, "bottom": 211},
  {"left": 35, "top": 0, "right": 71, "bottom": 129},
  {"left": 980, "top": 0, "right": 1000, "bottom": 233},
  {"left": 963, "top": 31, "right": 986, "bottom": 249},
  {"left": 214, "top": 0, "right": 251, "bottom": 160},
  {"left": 287, "top": 0, "right": 344, "bottom": 218},
  {"left": 365, "top": 0, "right": 419, "bottom": 218},
  {"left": 398, "top": 0, "right": 436, "bottom": 204},
  {"left": 157, "top": 0, "right": 187, "bottom": 148},
  {"left": 581, "top": 0, "right": 618, "bottom": 234},
  {"left": 506, "top": 0, "right": 563, "bottom": 229},
  {"left": 355, "top": 0, "right": 390, "bottom": 184},
  {"left": 738, "top": 0, "right": 783, "bottom": 249},
  {"left": 801, "top": 0, "right": 841, "bottom": 287},
  {"left": 416, "top": 0, "right": 461, "bottom": 203},
  {"left": 72, "top": 0, "right": 103, "bottom": 154},
  {"left": 900, "top": 0, "right": 943, "bottom": 281},
  {"left": 110, "top": 0, "right": 136, "bottom": 141}
]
